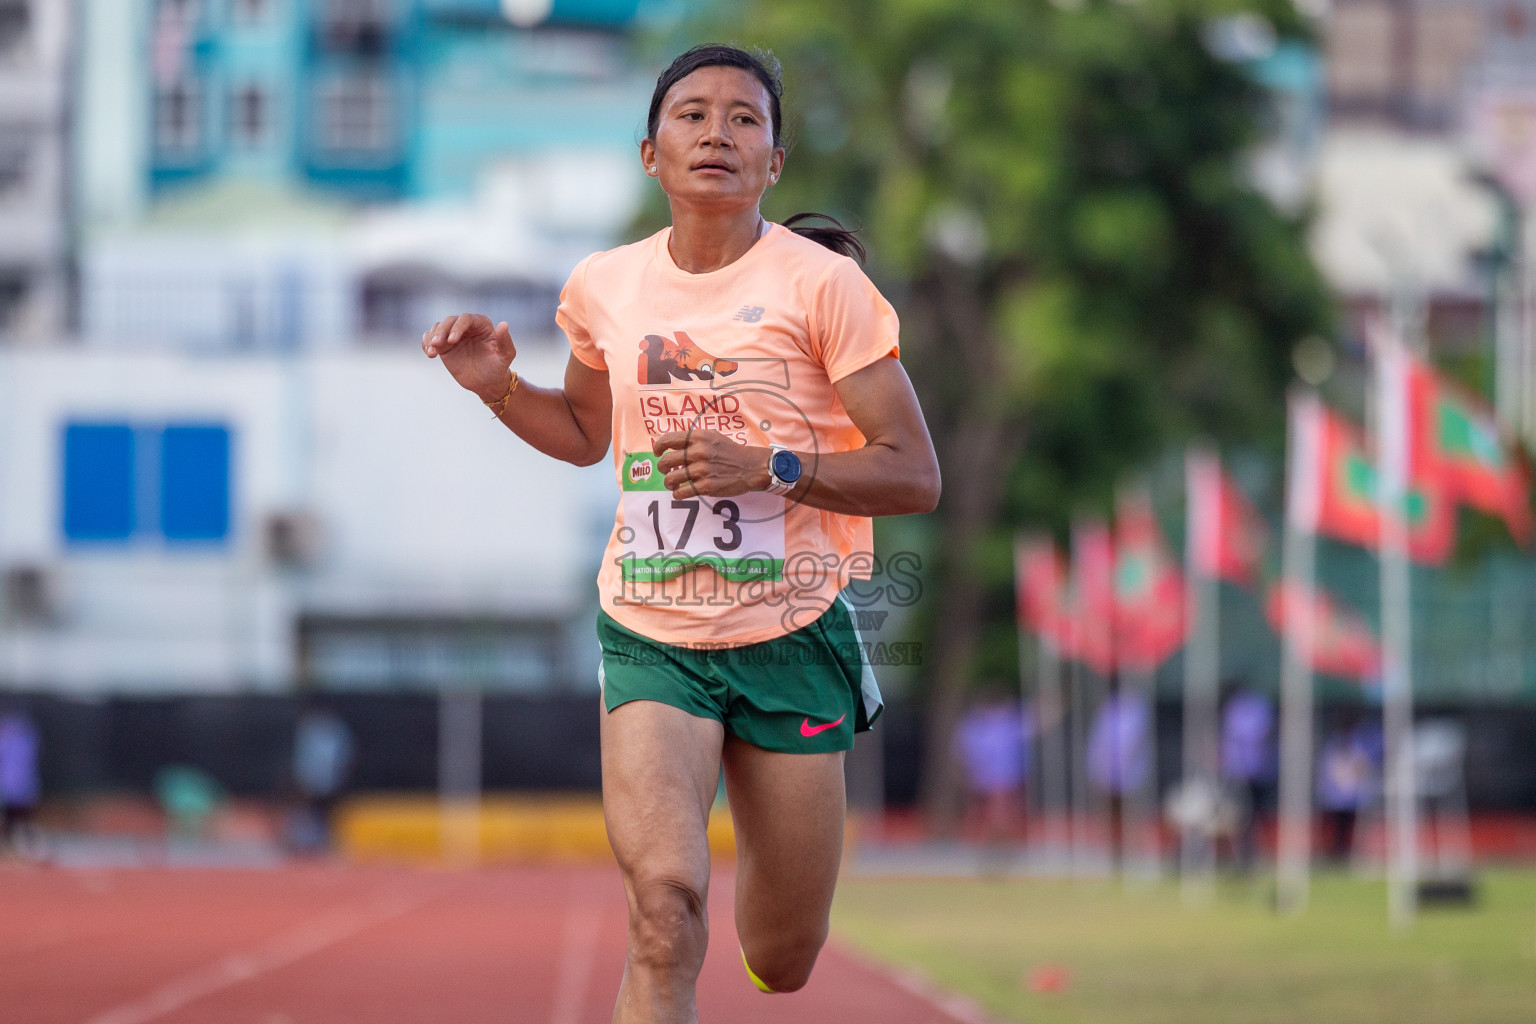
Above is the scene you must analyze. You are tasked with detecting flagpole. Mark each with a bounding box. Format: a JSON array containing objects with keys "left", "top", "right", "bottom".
[
  {"left": 1017, "top": 535, "right": 1073, "bottom": 869},
  {"left": 1116, "top": 483, "right": 1162, "bottom": 885},
  {"left": 1017, "top": 596, "right": 1041, "bottom": 850},
  {"left": 1277, "top": 390, "right": 1320, "bottom": 915},
  {"left": 1521, "top": 209, "right": 1536, "bottom": 450},
  {"left": 1181, "top": 446, "right": 1221, "bottom": 903},
  {"left": 1036, "top": 625, "right": 1069, "bottom": 865},
  {"left": 1375, "top": 331, "right": 1420, "bottom": 931},
  {"left": 1494, "top": 200, "right": 1522, "bottom": 433},
  {"left": 1069, "top": 643, "right": 1091, "bottom": 876},
  {"left": 1069, "top": 521, "right": 1093, "bottom": 877},
  {"left": 1032, "top": 537, "right": 1072, "bottom": 868},
  {"left": 1125, "top": 664, "right": 1158, "bottom": 884},
  {"left": 1014, "top": 536, "right": 1039, "bottom": 858}
]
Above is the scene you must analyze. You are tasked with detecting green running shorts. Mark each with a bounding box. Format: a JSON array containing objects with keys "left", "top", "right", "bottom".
[{"left": 596, "top": 593, "right": 884, "bottom": 753}]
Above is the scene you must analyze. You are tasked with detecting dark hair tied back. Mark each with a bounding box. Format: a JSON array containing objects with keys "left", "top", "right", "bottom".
[
  {"left": 780, "top": 212, "right": 866, "bottom": 263},
  {"left": 648, "top": 44, "right": 866, "bottom": 264}
]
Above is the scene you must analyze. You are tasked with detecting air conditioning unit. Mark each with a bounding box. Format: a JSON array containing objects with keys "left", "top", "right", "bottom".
[
  {"left": 263, "top": 511, "right": 324, "bottom": 569},
  {"left": 2, "top": 565, "right": 61, "bottom": 627}
]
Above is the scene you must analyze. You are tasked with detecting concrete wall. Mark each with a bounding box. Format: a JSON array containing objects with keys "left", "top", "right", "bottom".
[{"left": 0, "top": 345, "right": 614, "bottom": 693}]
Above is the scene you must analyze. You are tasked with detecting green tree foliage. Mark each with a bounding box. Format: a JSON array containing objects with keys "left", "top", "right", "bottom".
[{"left": 654, "top": 0, "right": 1333, "bottom": 821}]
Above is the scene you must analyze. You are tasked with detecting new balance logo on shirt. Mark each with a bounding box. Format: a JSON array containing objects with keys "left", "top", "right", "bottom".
[{"left": 733, "top": 306, "right": 765, "bottom": 323}]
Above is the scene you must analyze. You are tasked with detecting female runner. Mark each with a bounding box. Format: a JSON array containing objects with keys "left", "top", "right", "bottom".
[{"left": 423, "top": 44, "right": 939, "bottom": 1024}]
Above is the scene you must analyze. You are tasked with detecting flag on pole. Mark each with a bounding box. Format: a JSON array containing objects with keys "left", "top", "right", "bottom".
[
  {"left": 1313, "top": 402, "right": 1381, "bottom": 548},
  {"left": 1304, "top": 397, "right": 1457, "bottom": 564},
  {"left": 1115, "top": 489, "right": 1186, "bottom": 671},
  {"left": 1264, "top": 581, "right": 1381, "bottom": 682},
  {"left": 1072, "top": 519, "right": 1117, "bottom": 676},
  {"left": 1015, "top": 535, "right": 1071, "bottom": 652},
  {"left": 1182, "top": 448, "right": 1228, "bottom": 900},
  {"left": 1189, "top": 451, "right": 1268, "bottom": 588},
  {"left": 1403, "top": 475, "right": 1458, "bottom": 564},
  {"left": 1406, "top": 355, "right": 1535, "bottom": 546},
  {"left": 1276, "top": 389, "right": 1321, "bottom": 915},
  {"left": 1277, "top": 391, "right": 1385, "bottom": 682}
]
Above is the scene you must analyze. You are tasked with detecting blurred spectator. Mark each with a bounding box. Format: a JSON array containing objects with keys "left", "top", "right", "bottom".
[
  {"left": 1317, "top": 713, "right": 1382, "bottom": 864},
  {"left": 155, "top": 765, "right": 223, "bottom": 842},
  {"left": 952, "top": 688, "right": 1032, "bottom": 845},
  {"left": 0, "top": 708, "right": 40, "bottom": 854},
  {"left": 1220, "top": 687, "right": 1276, "bottom": 872},
  {"left": 291, "top": 709, "right": 355, "bottom": 854},
  {"left": 1087, "top": 682, "right": 1151, "bottom": 867}
]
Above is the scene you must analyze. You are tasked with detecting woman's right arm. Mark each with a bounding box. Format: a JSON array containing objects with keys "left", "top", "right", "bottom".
[{"left": 424, "top": 312, "right": 612, "bottom": 467}]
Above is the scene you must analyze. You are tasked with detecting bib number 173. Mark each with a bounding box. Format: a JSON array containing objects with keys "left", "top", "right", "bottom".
[
  {"left": 644, "top": 497, "right": 742, "bottom": 552},
  {"left": 618, "top": 452, "right": 785, "bottom": 582}
]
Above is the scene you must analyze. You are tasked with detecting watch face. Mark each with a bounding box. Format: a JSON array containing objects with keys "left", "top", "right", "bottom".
[{"left": 772, "top": 449, "right": 802, "bottom": 484}]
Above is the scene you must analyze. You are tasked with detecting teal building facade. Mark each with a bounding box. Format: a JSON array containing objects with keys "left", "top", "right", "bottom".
[{"left": 144, "top": 0, "right": 668, "bottom": 203}]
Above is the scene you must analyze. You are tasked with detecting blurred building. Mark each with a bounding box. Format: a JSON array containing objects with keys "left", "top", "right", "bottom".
[
  {"left": 1324, "top": 0, "right": 1536, "bottom": 132},
  {"left": 0, "top": 0, "right": 674, "bottom": 694},
  {"left": 0, "top": 0, "right": 71, "bottom": 341},
  {"left": 1317, "top": 0, "right": 1536, "bottom": 359},
  {"left": 1311, "top": 130, "right": 1499, "bottom": 354},
  {"left": 75, "top": 0, "right": 656, "bottom": 351}
]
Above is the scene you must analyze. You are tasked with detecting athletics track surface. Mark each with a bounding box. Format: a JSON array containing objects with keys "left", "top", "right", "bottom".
[{"left": 0, "top": 862, "right": 995, "bottom": 1024}]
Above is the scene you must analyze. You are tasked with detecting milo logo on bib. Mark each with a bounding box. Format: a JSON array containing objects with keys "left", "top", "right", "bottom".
[{"left": 617, "top": 452, "right": 785, "bottom": 583}]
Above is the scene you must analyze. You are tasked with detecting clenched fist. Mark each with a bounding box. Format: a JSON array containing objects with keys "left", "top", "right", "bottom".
[{"left": 654, "top": 430, "right": 772, "bottom": 498}]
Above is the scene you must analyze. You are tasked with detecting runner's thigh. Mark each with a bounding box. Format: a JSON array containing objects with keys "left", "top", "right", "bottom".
[
  {"left": 602, "top": 700, "right": 725, "bottom": 889},
  {"left": 722, "top": 739, "right": 846, "bottom": 944}
]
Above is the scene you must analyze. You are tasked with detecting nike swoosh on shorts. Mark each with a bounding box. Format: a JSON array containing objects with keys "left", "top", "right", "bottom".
[{"left": 800, "top": 714, "right": 846, "bottom": 738}]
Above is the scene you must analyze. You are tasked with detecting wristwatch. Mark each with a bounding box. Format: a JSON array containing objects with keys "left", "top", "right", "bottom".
[{"left": 765, "top": 445, "right": 802, "bottom": 495}]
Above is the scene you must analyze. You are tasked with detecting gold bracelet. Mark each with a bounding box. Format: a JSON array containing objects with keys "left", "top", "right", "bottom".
[{"left": 483, "top": 370, "right": 519, "bottom": 416}]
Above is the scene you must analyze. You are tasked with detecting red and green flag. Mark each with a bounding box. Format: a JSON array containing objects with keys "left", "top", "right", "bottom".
[
  {"left": 1407, "top": 355, "right": 1534, "bottom": 546},
  {"left": 1264, "top": 580, "right": 1381, "bottom": 682},
  {"left": 1072, "top": 519, "right": 1118, "bottom": 676},
  {"left": 1298, "top": 395, "right": 1456, "bottom": 564},
  {"left": 1015, "top": 535, "right": 1071, "bottom": 653},
  {"left": 1188, "top": 449, "right": 1268, "bottom": 588},
  {"left": 1115, "top": 489, "right": 1186, "bottom": 671},
  {"left": 1312, "top": 405, "right": 1378, "bottom": 549}
]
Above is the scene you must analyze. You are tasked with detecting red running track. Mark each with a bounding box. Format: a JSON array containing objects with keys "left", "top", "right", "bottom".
[{"left": 0, "top": 862, "right": 991, "bottom": 1024}]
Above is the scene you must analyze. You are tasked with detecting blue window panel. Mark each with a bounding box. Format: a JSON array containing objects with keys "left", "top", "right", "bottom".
[
  {"left": 159, "top": 425, "right": 231, "bottom": 543},
  {"left": 62, "top": 423, "right": 137, "bottom": 542}
]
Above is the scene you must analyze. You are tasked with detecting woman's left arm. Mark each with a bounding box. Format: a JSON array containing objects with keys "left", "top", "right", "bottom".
[{"left": 654, "top": 355, "right": 941, "bottom": 516}]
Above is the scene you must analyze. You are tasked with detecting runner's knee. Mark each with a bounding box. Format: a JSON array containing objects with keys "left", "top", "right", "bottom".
[{"left": 627, "top": 875, "right": 708, "bottom": 976}]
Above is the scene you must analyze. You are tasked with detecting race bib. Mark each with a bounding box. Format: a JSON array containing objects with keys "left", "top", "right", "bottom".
[{"left": 617, "top": 451, "right": 785, "bottom": 582}]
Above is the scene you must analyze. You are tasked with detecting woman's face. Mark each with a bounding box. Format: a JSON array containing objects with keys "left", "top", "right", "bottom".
[{"left": 641, "top": 66, "right": 785, "bottom": 214}]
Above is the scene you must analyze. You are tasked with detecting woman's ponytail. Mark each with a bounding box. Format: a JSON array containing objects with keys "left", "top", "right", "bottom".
[{"left": 782, "top": 212, "right": 866, "bottom": 264}]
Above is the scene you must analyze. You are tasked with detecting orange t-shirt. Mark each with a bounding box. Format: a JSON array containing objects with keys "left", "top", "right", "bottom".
[{"left": 556, "top": 223, "right": 900, "bottom": 647}]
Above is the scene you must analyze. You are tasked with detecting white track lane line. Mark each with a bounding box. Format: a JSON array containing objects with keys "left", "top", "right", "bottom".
[
  {"left": 547, "top": 875, "right": 608, "bottom": 1024},
  {"left": 81, "top": 890, "right": 434, "bottom": 1024}
]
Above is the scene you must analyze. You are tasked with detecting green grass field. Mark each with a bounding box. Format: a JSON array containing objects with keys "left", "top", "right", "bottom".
[{"left": 831, "top": 870, "right": 1536, "bottom": 1024}]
